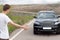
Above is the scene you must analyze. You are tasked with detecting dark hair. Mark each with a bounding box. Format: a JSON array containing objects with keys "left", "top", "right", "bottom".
[{"left": 3, "top": 4, "right": 10, "bottom": 11}]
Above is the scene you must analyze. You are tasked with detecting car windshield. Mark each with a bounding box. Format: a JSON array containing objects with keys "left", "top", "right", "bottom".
[{"left": 37, "top": 12, "right": 56, "bottom": 19}]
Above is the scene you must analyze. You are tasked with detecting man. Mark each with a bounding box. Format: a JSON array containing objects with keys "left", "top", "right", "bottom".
[{"left": 0, "top": 4, "right": 29, "bottom": 40}]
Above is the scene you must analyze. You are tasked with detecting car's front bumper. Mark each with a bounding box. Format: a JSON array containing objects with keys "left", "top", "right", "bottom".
[{"left": 34, "top": 26, "right": 58, "bottom": 32}]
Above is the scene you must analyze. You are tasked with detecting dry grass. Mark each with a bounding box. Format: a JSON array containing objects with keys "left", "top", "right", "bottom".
[{"left": 11, "top": 4, "right": 60, "bottom": 15}]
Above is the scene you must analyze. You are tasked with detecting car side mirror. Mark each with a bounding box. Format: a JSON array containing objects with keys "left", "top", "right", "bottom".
[
  {"left": 57, "top": 16, "right": 60, "bottom": 18},
  {"left": 34, "top": 16, "right": 37, "bottom": 18}
]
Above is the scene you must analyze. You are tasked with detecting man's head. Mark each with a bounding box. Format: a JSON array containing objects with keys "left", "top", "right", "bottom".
[{"left": 3, "top": 4, "right": 11, "bottom": 14}]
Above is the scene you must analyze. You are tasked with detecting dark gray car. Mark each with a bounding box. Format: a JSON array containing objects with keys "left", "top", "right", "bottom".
[{"left": 33, "top": 11, "right": 60, "bottom": 34}]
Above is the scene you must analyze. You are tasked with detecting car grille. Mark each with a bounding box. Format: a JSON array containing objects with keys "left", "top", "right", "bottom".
[{"left": 40, "top": 21, "right": 55, "bottom": 27}]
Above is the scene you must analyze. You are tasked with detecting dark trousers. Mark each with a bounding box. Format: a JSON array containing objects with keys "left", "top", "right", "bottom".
[{"left": 0, "top": 38, "right": 9, "bottom": 40}]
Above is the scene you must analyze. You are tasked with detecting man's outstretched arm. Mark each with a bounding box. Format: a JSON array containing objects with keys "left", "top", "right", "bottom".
[{"left": 8, "top": 21, "right": 29, "bottom": 30}]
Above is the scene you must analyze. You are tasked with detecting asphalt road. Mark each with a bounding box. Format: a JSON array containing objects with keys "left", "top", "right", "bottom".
[{"left": 12, "top": 19, "right": 60, "bottom": 40}]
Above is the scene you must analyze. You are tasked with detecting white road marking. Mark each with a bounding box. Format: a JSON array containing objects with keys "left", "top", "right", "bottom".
[
  {"left": 10, "top": 29, "right": 24, "bottom": 40},
  {"left": 10, "top": 19, "right": 35, "bottom": 40}
]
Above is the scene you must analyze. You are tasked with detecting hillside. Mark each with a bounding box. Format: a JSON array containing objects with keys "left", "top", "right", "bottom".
[{"left": 11, "top": 4, "right": 60, "bottom": 15}]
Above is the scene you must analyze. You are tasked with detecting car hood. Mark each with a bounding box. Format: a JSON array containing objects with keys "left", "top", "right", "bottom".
[{"left": 35, "top": 18, "right": 58, "bottom": 22}]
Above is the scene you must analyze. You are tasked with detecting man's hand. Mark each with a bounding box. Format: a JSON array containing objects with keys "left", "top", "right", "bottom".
[{"left": 21, "top": 25, "right": 29, "bottom": 30}]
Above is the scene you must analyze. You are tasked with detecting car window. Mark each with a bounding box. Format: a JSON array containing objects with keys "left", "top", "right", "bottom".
[{"left": 37, "top": 12, "right": 56, "bottom": 19}]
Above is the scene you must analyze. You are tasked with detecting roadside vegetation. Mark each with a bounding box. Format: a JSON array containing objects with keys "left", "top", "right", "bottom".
[
  {"left": 0, "top": 5, "right": 2, "bottom": 12},
  {"left": 8, "top": 13, "right": 33, "bottom": 33}
]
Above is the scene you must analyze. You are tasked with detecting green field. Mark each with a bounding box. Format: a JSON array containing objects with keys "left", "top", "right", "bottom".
[
  {"left": 0, "top": 5, "right": 2, "bottom": 12},
  {"left": 0, "top": 5, "right": 34, "bottom": 33},
  {"left": 8, "top": 14, "right": 33, "bottom": 33}
]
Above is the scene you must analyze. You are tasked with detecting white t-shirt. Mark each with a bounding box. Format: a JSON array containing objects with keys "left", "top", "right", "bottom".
[{"left": 0, "top": 13, "right": 12, "bottom": 39}]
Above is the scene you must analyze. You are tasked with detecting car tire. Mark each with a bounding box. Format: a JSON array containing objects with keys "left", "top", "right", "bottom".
[
  {"left": 33, "top": 27, "right": 38, "bottom": 34},
  {"left": 56, "top": 24, "right": 60, "bottom": 34},
  {"left": 34, "top": 30, "right": 37, "bottom": 34},
  {"left": 56, "top": 28, "right": 60, "bottom": 34}
]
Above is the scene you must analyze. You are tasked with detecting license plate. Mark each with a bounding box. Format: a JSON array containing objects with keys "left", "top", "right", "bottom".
[{"left": 43, "top": 27, "right": 52, "bottom": 29}]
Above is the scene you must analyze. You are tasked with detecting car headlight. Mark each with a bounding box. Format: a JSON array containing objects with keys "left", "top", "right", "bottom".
[
  {"left": 55, "top": 22, "right": 60, "bottom": 25},
  {"left": 35, "top": 22, "right": 40, "bottom": 25}
]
